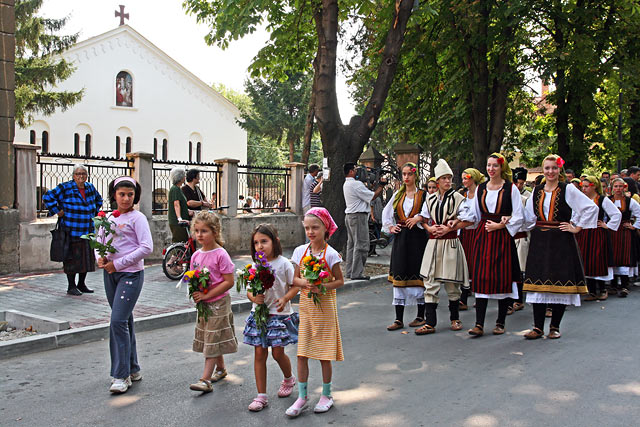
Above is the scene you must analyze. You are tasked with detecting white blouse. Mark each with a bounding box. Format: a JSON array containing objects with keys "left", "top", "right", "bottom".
[
  {"left": 524, "top": 183, "right": 599, "bottom": 230},
  {"left": 382, "top": 191, "right": 424, "bottom": 230},
  {"left": 612, "top": 197, "right": 640, "bottom": 229},
  {"left": 469, "top": 183, "right": 524, "bottom": 237}
]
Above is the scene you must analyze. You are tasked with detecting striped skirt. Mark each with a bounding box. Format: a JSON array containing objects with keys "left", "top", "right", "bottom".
[
  {"left": 472, "top": 221, "right": 520, "bottom": 294},
  {"left": 610, "top": 224, "right": 636, "bottom": 267},
  {"left": 297, "top": 288, "right": 343, "bottom": 361},
  {"left": 575, "top": 228, "right": 611, "bottom": 277},
  {"left": 459, "top": 227, "right": 477, "bottom": 277}
]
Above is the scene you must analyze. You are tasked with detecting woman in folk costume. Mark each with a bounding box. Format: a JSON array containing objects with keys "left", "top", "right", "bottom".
[
  {"left": 576, "top": 176, "right": 620, "bottom": 301},
  {"left": 466, "top": 153, "right": 524, "bottom": 337},
  {"left": 458, "top": 168, "right": 486, "bottom": 311},
  {"left": 383, "top": 163, "right": 428, "bottom": 331},
  {"left": 607, "top": 178, "right": 640, "bottom": 297},
  {"left": 415, "top": 159, "right": 473, "bottom": 335},
  {"left": 522, "top": 155, "right": 598, "bottom": 340}
]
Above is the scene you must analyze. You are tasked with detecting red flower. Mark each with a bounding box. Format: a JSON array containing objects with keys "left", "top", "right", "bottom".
[
  {"left": 258, "top": 269, "right": 275, "bottom": 290},
  {"left": 497, "top": 157, "right": 504, "bottom": 165},
  {"left": 411, "top": 167, "right": 417, "bottom": 173},
  {"left": 97, "top": 211, "right": 106, "bottom": 218},
  {"left": 112, "top": 210, "right": 121, "bottom": 218},
  {"left": 556, "top": 157, "right": 565, "bottom": 168}
]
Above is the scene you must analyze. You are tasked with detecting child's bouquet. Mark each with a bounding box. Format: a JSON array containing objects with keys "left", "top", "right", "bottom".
[
  {"left": 81, "top": 210, "right": 120, "bottom": 257},
  {"left": 180, "top": 267, "right": 213, "bottom": 321},
  {"left": 300, "top": 254, "right": 330, "bottom": 308},
  {"left": 236, "top": 251, "right": 275, "bottom": 335}
]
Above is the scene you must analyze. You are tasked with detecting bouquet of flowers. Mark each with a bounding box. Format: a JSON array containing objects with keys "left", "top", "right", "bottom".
[
  {"left": 81, "top": 210, "right": 120, "bottom": 257},
  {"left": 180, "top": 267, "right": 213, "bottom": 321},
  {"left": 236, "top": 251, "right": 275, "bottom": 336},
  {"left": 300, "top": 254, "right": 330, "bottom": 308}
]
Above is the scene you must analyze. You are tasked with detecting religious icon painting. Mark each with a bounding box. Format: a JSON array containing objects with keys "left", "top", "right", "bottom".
[{"left": 115, "top": 71, "right": 133, "bottom": 107}]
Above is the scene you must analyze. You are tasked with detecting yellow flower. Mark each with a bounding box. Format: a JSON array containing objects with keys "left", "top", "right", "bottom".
[
  {"left": 183, "top": 270, "right": 194, "bottom": 279},
  {"left": 303, "top": 256, "right": 313, "bottom": 263},
  {"left": 245, "top": 263, "right": 252, "bottom": 269},
  {"left": 313, "top": 265, "right": 320, "bottom": 271}
]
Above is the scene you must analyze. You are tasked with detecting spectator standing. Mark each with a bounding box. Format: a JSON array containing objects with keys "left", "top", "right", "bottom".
[
  {"left": 182, "top": 169, "right": 211, "bottom": 211},
  {"left": 168, "top": 167, "right": 191, "bottom": 242},
  {"left": 252, "top": 192, "right": 263, "bottom": 213},
  {"left": 370, "top": 191, "right": 384, "bottom": 256},
  {"left": 310, "top": 174, "right": 323, "bottom": 208},
  {"left": 343, "top": 163, "right": 384, "bottom": 280},
  {"left": 628, "top": 166, "right": 640, "bottom": 183},
  {"left": 238, "top": 195, "right": 245, "bottom": 211},
  {"left": 302, "top": 164, "right": 321, "bottom": 213}
]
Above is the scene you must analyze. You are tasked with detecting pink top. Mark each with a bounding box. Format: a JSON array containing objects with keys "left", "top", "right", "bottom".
[
  {"left": 190, "top": 247, "right": 235, "bottom": 303},
  {"left": 97, "top": 210, "right": 153, "bottom": 272}
]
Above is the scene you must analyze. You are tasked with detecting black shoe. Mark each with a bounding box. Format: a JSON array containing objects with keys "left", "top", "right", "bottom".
[
  {"left": 67, "top": 287, "right": 82, "bottom": 296},
  {"left": 352, "top": 276, "right": 370, "bottom": 281},
  {"left": 77, "top": 284, "right": 94, "bottom": 293}
]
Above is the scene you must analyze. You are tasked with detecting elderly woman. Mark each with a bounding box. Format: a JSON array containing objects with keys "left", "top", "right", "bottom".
[
  {"left": 168, "top": 167, "right": 191, "bottom": 242},
  {"left": 43, "top": 164, "right": 103, "bottom": 295}
]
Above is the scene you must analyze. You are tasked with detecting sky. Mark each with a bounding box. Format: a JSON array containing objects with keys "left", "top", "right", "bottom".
[{"left": 40, "top": 0, "right": 356, "bottom": 121}]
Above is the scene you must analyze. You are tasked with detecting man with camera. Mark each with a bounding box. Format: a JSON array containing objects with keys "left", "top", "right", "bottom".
[{"left": 343, "top": 162, "right": 385, "bottom": 280}]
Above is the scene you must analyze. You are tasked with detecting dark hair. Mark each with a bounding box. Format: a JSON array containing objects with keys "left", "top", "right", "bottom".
[
  {"left": 565, "top": 168, "right": 574, "bottom": 175},
  {"left": 109, "top": 177, "right": 141, "bottom": 208},
  {"left": 308, "top": 164, "right": 320, "bottom": 174},
  {"left": 250, "top": 223, "right": 282, "bottom": 261},
  {"left": 343, "top": 162, "right": 357, "bottom": 176},
  {"left": 629, "top": 166, "right": 640, "bottom": 175},
  {"left": 601, "top": 171, "right": 610, "bottom": 176},
  {"left": 534, "top": 174, "right": 544, "bottom": 186},
  {"left": 239, "top": 195, "right": 244, "bottom": 200},
  {"left": 186, "top": 169, "right": 200, "bottom": 183},
  {"left": 623, "top": 177, "right": 638, "bottom": 196}
]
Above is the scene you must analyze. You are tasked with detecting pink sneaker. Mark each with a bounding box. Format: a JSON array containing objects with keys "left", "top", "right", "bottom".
[
  {"left": 248, "top": 395, "right": 268, "bottom": 412},
  {"left": 285, "top": 397, "right": 308, "bottom": 417},
  {"left": 278, "top": 376, "right": 296, "bottom": 398}
]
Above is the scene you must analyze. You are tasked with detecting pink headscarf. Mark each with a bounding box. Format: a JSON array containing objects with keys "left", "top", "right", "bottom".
[{"left": 306, "top": 207, "right": 338, "bottom": 237}]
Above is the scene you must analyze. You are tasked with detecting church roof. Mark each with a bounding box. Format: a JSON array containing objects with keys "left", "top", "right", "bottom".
[{"left": 62, "top": 25, "right": 241, "bottom": 117}]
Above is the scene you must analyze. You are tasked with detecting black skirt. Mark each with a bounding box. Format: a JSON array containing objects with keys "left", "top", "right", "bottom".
[
  {"left": 63, "top": 237, "right": 96, "bottom": 274},
  {"left": 388, "top": 225, "right": 427, "bottom": 287},
  {"left": 523, "top": 227, "right": 587, "bottom": 294}
]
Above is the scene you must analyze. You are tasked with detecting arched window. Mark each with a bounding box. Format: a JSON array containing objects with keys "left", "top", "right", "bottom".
[
  {"left": 41, "top": 131, "right": 49, "bottom": 153},
  {"left": 74, "top": 133, "right": 80, "bottom": 156},
  {"left": 115, "top": 71, "right": 133, "bottom": 107},
  {"left": 153, "top": 138, "right": 158, "bottom": 159},
  {"left": 116, "top": 136, "right": 121, "bottom": 158},
  {"left": 30, "top": 130, "right": 36, "bottom": 144},
  {"left": 188, "top": 141, "right": 192, "bottom": 162},
  {"left": 196, "top": 142, "right": 202, "bottom": 163},
  {"left": 126, "top": 137, "right": 132, "bottom": 154},
  {"left": 85, "top": 134, "right": 91, "bottom": 157},
  {"left": 162, "top": 138, "right": 168, "bottom": 161}
]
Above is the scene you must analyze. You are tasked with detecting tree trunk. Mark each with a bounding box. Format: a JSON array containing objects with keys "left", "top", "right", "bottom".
[
  {"left": 468, "top": 1, "right": 490, "bottom": 170},
  {"left": 301, "top": 59, "right": 318, "bottom": 165},
  {"left": 629, "top": 94, "right": 640, "bottom": 167},
  {"left": 286, "top": 132, "right": 296, "bottom": 163},
  {"left": 554, "top": 68, "right": 571, "bottom": 162}
]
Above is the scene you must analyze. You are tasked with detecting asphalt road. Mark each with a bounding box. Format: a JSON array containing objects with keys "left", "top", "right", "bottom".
[{"left": 2, "top": 282, "right": 640, "bottom": 427}]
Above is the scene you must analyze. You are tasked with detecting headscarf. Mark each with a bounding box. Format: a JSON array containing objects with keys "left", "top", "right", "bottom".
[
  {"left": 428, "top": 177, "right": 436, "bottom": 183},
  {"left": 489, "top": 153, "right": 512, "bottom": 183},
  {"left": 393, "top": 162, "right": 418, "bottom": 210},
  {"left": 583, "top": 175, "right": 603, "bottom": 196},
  {"left": 462, "top": 168, "right": 485, "bottom": 185},
  {"left": 306, "top": 207, "right": 338, "bottom": 237}
]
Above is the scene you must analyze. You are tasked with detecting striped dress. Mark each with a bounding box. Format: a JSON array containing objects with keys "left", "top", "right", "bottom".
[{"left": 292, "top": 244, "right": 344, "bottom": 362}]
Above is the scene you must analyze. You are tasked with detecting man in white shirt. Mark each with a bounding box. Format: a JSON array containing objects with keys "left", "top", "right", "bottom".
[
  {"left": 302, "top": 164, "right": 321, "bottom": 213},
  {"left": 343, "top": 162, "right": 384, "bottom": 280}
]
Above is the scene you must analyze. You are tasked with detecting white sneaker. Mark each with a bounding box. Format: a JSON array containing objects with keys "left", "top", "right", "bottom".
[
  {"left": 130, "top": 371, "right": 142, "bottom": 382},
  {"left": 109, "top": 377, "right": 132, "bottom": 394}
]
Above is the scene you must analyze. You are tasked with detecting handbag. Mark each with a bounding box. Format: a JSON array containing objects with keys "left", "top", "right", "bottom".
[{"left": 50, "top": 218, "right": 70, "bottom": 262}]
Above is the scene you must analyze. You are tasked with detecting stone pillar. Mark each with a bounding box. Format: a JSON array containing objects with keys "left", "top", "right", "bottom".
[
  {"left": 14, "top": 143, "right": 39, "bottom": 222},
  {"left": 127, "top": 151, "right": 153, "bottom": 218},
  {"left": 286, "top": 162, "right": 305, "bottom": 215},
  {"left": 394, "top": 142, "right": 421, "bottom": 169},
  {"left": 0, "top": 0, "right": 15, "bottom": 208},
  {"left": 215, "top": 158, "right": 239, "bottom": 217}
]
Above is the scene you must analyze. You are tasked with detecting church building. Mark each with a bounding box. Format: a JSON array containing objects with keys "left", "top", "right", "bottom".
[{"left": 15, "top": 15, "right": 247, "bottom": 163}]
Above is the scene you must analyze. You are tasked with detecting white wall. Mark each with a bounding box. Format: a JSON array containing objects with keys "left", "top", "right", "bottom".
[{"left": 15, "top": 27, "right": 247, "bottom": 163}]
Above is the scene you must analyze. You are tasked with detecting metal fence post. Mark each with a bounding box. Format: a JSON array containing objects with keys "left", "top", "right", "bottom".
[
  {"left": 215, "top": 158, "right": 239, "bottom": 217},
  {"left": 127, "top": 151, "right": 153, "bottom": 218},
  {"left": 14, "top": 142, "right": 39, "bottom": 222}
]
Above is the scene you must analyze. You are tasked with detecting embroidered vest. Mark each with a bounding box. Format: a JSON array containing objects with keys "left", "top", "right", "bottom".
[
  {"left": 394, "top": 189, "right": 426, "bottom": 223},
  {"left": 609, "top": 195, "right": 632, "bottom": 221},
  {"left": 532, "top": 182, "right": 572, "bottom": 222},
  {"left": 477, "top": 181, "right": 514, "bottom": 216},
  {"left": 425, "top": 189, "right": 464, "bottom": 225}
]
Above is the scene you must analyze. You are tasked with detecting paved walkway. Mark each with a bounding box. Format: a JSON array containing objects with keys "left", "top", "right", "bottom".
[{"left": 0, "top": 246, "right": 390, "bottom": 329}]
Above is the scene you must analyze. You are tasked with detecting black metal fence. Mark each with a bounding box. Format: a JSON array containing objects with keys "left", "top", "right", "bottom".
[
  {"left": 37, "top": 153, "right": 133, "bottom": 215},
  {"left": 152, "top": 160, "right": 221, "bottom": 214},
  {"left": 238, "top": 164, "right": 290, "bottom": 213}
]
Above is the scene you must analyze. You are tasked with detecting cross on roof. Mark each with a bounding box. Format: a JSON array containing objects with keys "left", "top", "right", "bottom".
[{"left": 115, "top": 5, "right": 129, "bottom": 26}]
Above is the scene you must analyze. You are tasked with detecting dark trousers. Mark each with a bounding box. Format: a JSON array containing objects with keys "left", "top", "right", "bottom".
[
  {"left": 475, "top": 298, "right": 510, "bottom": 327},
  {"left": 532, "top": 303, "right": 566, "bottom": 330}
]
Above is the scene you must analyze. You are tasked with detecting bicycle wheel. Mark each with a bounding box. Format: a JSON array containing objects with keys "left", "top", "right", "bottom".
[{"left": 163, "top": 245, "right": 189, "bottom": 280}]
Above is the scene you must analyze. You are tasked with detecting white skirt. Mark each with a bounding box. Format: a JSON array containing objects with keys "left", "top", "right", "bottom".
[
  {"left": 392, "top": 287, "right": 425, "bottom": 306},
  {"left": 613, "top": 266, "right": 631, "bottom": 276},
  {"left": 475, "top": 282, "right": 518, "bottom": 300},
  {"left": 525, "top": 292, "right": 581, "bottom": 306},
  {"left": 586, "top": 267, "right": 613, "bottom": 282}
]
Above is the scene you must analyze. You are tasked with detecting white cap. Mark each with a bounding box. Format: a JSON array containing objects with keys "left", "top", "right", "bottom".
[{"left": 434, "top": 159, "right": 453, "bottom": 180}]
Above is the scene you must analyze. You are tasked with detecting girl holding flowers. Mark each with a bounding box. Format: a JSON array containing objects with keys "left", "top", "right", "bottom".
[
  {"left": 242, "top": 224, "right": 299, "bottom": 412},
  {"left": 188, "top": 211, "right": 238, "bottom": 393},
  {"left": 286, "top": 207, "right": 344, "bottom": 417}
]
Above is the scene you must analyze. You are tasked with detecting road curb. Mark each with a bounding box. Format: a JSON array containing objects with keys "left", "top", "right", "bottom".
[{"left": 0, "top": 274, "right": 388, "bottom": 360}]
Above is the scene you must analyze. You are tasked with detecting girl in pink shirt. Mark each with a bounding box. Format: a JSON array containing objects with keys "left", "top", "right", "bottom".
[{"left": 188, "top": 211, "right": 238, "bottom": 393}]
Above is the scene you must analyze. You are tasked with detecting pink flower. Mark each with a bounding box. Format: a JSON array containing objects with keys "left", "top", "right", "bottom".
[
  {"left": 194, "top": 270, "right": 200, "bottom": 278},
  {"left": 112, "top": 210, "right": 121, "bottom": 218},
  {"left": 319, "top": 271, "right": 330, "bottom": 279},
  {"left": 249, "top": 268, "right": 256, "bottom": 275},
  {"left": 97, "top": 211, "right": 106, "bottom": 217},
  {"left": 556, "top": 157, "right": 565, "bottom": 168}
]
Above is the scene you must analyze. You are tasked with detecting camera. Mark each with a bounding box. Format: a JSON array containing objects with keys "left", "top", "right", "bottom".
[{"left": 355, "top": 165, "right": 389, "bottom": 188}]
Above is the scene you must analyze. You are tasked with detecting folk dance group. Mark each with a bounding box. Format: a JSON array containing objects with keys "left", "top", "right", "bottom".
[{"left": 384, "top": 153, "right": 639, "bottom": 339}]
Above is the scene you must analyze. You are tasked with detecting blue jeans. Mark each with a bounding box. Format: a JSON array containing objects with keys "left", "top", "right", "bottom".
[{"left": 104, "top": 270, "right": 144, "bottom": 379}]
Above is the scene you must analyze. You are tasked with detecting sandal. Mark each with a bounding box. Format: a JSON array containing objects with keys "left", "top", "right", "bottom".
[
  {"left": 513, "top": 302, "right": 525, "bottom": 311},
  {"left": 459, "top": 301, "right": 468, "bottom": 311},
  {"left": 598, "top": 291, "right": 608, "bottom": 301},
  {"left": 584, "top": 293, "right": 599, "bottom": 301},
  {"left": 415, "top": 324, "right": 436, "bottom": 335},
  {"left": 248, "top": 396, "right": 269, "bottom": 412},
  {"left": 468, "top": 324, "right": 484, "bottom": 337},
  {"left": 450, "top": 320, "right": 462, "bottom": 331},
  {"left": 548, "top": 327, "right": 561, "bottom": 339},
  {"left": 545, "top": 308, "right": 552, "bottom": 318},
  {"left": 387, "top": 320, "right": 404, "bottom": 331},
  {"left": 285, "top": 397, "right": 309, "bottom": 417},
  {"left": 524, "top": 327, "right": 544, "bottom": 340},
  {"left": 506, "top": 306, "right": 515, "bottom": 316},
  {"left": 493, "top": 324, "right": 505, "bottom": 335},
  {"left": 278, "top": 376, "right": 296, "bottom": 398},
  {"left": 619, "top": 288, "right": 629, "bottom": 298},
  {"left": 408, "top": 317, "right": 427, "bottom": 327}
]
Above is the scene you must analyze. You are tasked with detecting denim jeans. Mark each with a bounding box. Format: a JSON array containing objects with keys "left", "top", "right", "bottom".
[{"left": 104, "top": 270, "right": 144, "bottom": 379}]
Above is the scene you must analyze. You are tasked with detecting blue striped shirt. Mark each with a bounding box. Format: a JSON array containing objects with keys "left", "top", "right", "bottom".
[{"left": 42, "top": 181, "right": 104, "bottom": 237}]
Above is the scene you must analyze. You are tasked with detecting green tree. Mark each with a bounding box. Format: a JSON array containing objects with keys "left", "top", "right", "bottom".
[{"left": 15, "top": 0, "right": 83, "bottom": 127}]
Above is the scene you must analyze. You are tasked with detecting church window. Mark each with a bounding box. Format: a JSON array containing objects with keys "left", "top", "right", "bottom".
[
  {"left": 85, "top": 134, "right": 92, "bottom": 157},
  {"left": 162, "top": 138, "right": 168, "bottom": 161},
  {"left": 126, "top": 137, "right": 132, "bottom": 154},
  {"left": 116, "top": 71, "right": 133, "bottom": 107},
  {"left": 196, "top": 142, "right": 201, "bottom": 163},
  {"left": 188, "top": 141, "right": 192, "bottom": 162},
  {"left": 116, "top": 136, "right": 121, "bottom": 158},
  {"left": 74, "top": 133, "right": 80, "bottom": 156},
  {"left": 153, "top": 138, "right": 158, "bottom": 159},
  {"left": 30, "top": 130, "right": 36, "bottom": 144},
  {"left": 41, "top": 131, "right": 49, "bottom": 153}
]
